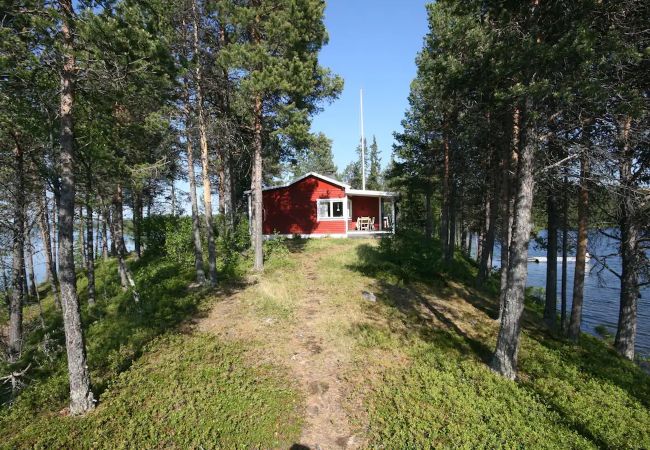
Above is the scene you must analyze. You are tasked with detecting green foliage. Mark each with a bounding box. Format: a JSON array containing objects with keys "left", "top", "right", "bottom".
[
  {"left": 1, "top": 334, "right": 301, "bottom": 449},
  {"left": 262, "top": 234, "right": 293, "bottom": 272},
  {"left": 352, "top": 229, "right": 487, "bottom": 290},
  {"left": 350, "top": 237, "right": 650, "bottom": 449},
  {"left": 289, "top": 132, "right": 337, "bottom": 178},
  {"left": 140, "top": 214, "right": 250, "bottom": 280},
  {"left": 0, "top": 253, "right": 300, "bottom": 447}
]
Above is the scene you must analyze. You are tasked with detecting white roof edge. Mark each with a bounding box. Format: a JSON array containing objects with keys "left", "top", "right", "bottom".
[
  {"left": 244, "top": 172, "right": 350, "bottom": 194},
  {"left": 346, "top": 188, "right": 398, "bottom": 197}
]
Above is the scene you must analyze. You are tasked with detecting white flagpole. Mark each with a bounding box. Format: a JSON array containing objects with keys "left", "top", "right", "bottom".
[{"left": 360, "top": 88, "right": 366, "bottom": 190}]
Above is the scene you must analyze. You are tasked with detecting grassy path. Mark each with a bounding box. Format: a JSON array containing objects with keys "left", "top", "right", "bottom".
[{"left": 198, "top": 241, "right": 366, "bottom": 448}]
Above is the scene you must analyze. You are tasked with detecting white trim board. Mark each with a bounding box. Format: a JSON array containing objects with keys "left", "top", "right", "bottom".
[{"left": 263, "top": 233, "right": 348, "bottom": 240}]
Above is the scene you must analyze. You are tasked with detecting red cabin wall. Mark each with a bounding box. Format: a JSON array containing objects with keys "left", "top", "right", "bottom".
[
  {"left": 262, "top": 176, "right": 346, "bottom": 235},
  {"left": 349, "top": 195, "right": 380, "bottom": 231}
]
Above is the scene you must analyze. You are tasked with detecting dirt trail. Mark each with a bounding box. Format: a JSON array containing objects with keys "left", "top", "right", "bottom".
[{"left": 197, "top": 246, "right": 359, "bottom": 449}]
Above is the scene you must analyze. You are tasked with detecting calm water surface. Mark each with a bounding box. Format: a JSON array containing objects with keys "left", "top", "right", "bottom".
[{"left": 487, "top": 230, "right": 649, "bottom": 357}]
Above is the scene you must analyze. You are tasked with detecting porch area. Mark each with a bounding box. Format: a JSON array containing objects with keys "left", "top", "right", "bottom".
[{"left": 346, "top": 190, "right": 396, "bottom": 235}]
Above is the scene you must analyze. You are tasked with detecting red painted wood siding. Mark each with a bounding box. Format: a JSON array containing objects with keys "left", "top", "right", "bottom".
[
  {"left": 262, "top": 175, "right": 346, "bottom": 235},
  {"left": 349, "top": 195, "right": 380, "bottom": 231}
]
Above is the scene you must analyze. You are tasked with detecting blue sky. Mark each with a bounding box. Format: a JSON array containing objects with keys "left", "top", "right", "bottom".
[{"left": 311, "top": 0, "right": 430, "bottom": 172}]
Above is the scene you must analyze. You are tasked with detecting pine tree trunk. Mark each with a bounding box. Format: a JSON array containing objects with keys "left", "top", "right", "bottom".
[
  {"left": 251, "top": 94, "right": 264, "bottom": 271},
  {"left": 133, "top": 189, "right": 142, "bottom": 259},
  {"left": 446, "top": 180, "right": 456, "bottom": 262},
  {"left": 78, "top": 206, "right": 86, "bottom": 268},
  {"left": 51, "top": 196, "right": 58, "bottom": 270},
  {"left": 100, "top": 199, "right": 109, "bottom": 261},
  {"left": 568, "top": 148, "right": 589, "bottom": 341},
  {"left": 544, "top": 187, "right": 558, "bottom": 329},
  {"left": 185, "top": 119, "right": 207, "bottom": 285},
  {"left": 8, "top": 139, "right": 25, "bottom": 363},
  {"left": 614, "top": 116, "right": 638, "bottom": 360},
  {"left": 57, "top": 0, "right": 95, "bottom": 414},
  {"left": 85, "top": 189, "right": 95, "bottom": 307},
  {"left": 478, "top": 191, "right": 497, "bottom": 285},
  {"left": 560, "top": 175, "right": 569, "bottom": 332},
  {"left": 113, "top": 184, "right": 140, "bottom": 302},
  {"left": 109, "top": 202, "right": 117, "bottom": 257},
  {"left": 425, "top": 190, "right": 432, "bottom": 239},
  {"left": 440, "top": 133, "right": 450, "bottom": 257},
  {"left": 25, "top": 226, "right": 37, "bottom": 298},
  {"left": 499, "top": 106, "right": 520, "bottom": 320},
  {"left": 491, "top": 100, "right": 534, "bottom": 380},
  {"left": 39, "top": 189, "right": 60, "bottom": 308},
  {"left": 192, "top": 0, "right": 217, "bottom": 286},
  {"left": 170, "top": 179, "right": 176, "bottom": 216}
]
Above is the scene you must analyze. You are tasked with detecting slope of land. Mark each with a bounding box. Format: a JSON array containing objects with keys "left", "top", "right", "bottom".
[{"left": 1, "top": 236, "right": 649, "bottom": 449}]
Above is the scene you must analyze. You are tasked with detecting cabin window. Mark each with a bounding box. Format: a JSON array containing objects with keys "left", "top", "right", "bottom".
[{"left": 317, "top": 199, "right": 344, "bottom": 220}]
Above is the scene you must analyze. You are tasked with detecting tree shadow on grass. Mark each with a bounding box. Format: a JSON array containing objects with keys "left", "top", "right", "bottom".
[{"left": 349, "top": 234, "right": 650, "bottom": 435}]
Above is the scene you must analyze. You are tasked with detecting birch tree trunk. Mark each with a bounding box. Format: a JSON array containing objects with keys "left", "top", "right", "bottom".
[
  {"left": 57, "top": 0, "right": 95, "bottom": 414},
  {"left": 491, "top": 100, "right": 535, "bottom": 380}
]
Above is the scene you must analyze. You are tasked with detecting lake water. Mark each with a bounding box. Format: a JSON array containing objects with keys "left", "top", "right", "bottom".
[{"left": 483, "top": 230, "right": 649, "bottom": 357}]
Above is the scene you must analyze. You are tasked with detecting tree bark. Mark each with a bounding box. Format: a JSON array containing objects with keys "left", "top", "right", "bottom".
[
  {"left": 560, "top": 175, "right": 569, "bottom": 332},
  {"left": 614, "top": 116, "right": 638, "bottom": 360},
  {"left": 100, "top": 199, "right": 109, "bottom": 260},
  {"left": 446, "top": 180, "right": 456, "bottom": 262},
  {"left": 85, "top": 189, "right": 95, "bottom": 307},
  {"left": 192, "top": 0, "right": 217, "bottom": 285},
  {"left": 251, "top": 94, "right": 264, "bottom": 271},
  {"left": 57, "top": 0, "right": 95, "bottom": 414},
  {"left": 544, "top": 186, "right": 558, "bottom": 329},
  {"left": 78, "top": 206, "right": 86, "bottom": 269},
  {"left": 184, "top": 112, "right": 207, "bottom": 285},
  {"left": 133, "top": 188, "right": 142, "bottom": 259},
  {"left": 478, "top": 190, "right": 498, "bottom": 285},
  {"left": 39, "top": 189, "right": 60, "bottom": 308},
  {"left": 440, "top": 131, "right": 451, "bottom": 257},
  {"left": 491, "top": 100, "right": 534, "bottom": 380},
  {"left": 113, "top": 184, "right": 139, "bottom": 302},
  {"left": 24, "top": 226, "right": 37, "bottom": 299},
  {"left": 425, "top": 190, "right": 433, "bottom": 239},
  {"left": 8, "top": 139, "right": 25, "bottom": 363},
  {"left": 499, "top": 107, "right": 520, "bottom": 320},
  {"left": 568, "top": 146, "right": 590, "bottom": 342}
]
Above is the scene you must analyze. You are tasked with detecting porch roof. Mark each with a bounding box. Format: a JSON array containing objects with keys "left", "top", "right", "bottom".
[{"left": 346, "top": 188, "right": 397, "bottom": 198}]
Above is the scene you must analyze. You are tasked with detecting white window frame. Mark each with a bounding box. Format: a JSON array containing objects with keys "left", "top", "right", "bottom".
[{"left": 316, "top": 198, "right": 346, "bottom": 221}]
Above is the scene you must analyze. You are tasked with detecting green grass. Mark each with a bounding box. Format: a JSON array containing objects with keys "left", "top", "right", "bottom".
[
  {"left": 0, "top": 248, "right": 301, "bottom": 448},
  {"left": 2, "top": 231, "right": 648, "bottom": 449},
  {"left": 348, "top": 232, "right": 650, "bottom": 449},
  {"left": 1, "top": 334, "right": 301, "bottom": 449}
]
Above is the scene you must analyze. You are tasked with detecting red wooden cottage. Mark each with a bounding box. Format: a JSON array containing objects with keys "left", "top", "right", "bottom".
[{"left": 247, "top": 172, "right": 397, "bottom": 238}]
